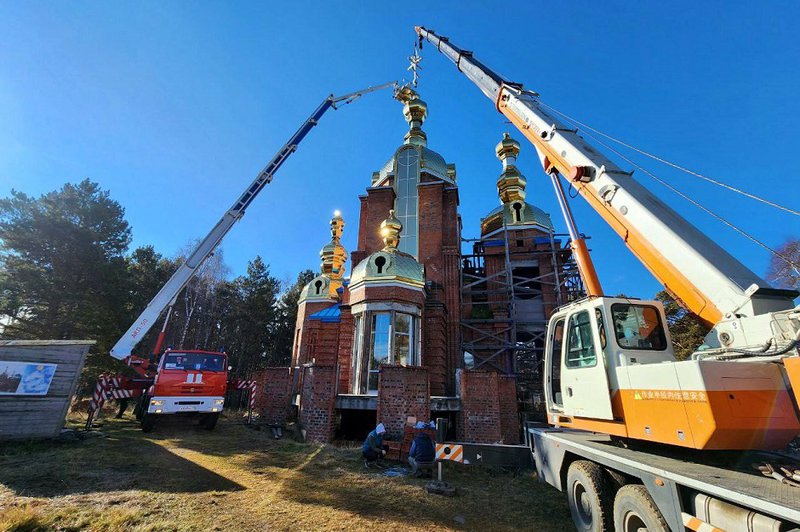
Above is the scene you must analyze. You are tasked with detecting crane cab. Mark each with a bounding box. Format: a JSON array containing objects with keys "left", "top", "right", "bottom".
[
  {"left": 544, "top": 297, "right": 800, "bottom": 449},
  {"left": 141, "top": 350, "right": 229, "bottom": 431},
  {"left": 545, "top": 297, "right": 674, "bottom": 424}
]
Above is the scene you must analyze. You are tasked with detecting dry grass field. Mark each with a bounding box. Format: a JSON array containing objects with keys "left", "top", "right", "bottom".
[{"left": 0, "top": 415, "right": 572, "bottom": 531}]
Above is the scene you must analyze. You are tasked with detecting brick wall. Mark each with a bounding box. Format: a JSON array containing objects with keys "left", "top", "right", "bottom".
[
  {"left": 498, "top": 375, "right": 520, "bottom": 444},
  {"left": 376, "top": 366, "right": 430, "bottom": 440},
  {"left": 299, "top": 364, "right": 337, "bottom": 443},
  {"left": 422, "top": 302, "right": 447, "bottom": 396},
  {"left": 336, "top": 306, "right": 354, "bottom": 392},
  {"left": 253, "top": 367, "right": 292, "bottom": 426},
  {"left": 457, "top": 369, "right": 502, "bottom": 443}
]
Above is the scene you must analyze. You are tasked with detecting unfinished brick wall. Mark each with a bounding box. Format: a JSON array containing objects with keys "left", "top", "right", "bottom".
[
  {"left": 422, "top": 302, "right": 447, "bottom": 396},
  {"left": 336, "top": 306, "right": 354, "bottom": 392},
  {"left": 299, "top": 364, "right": 337, "bottom": 443},
  {"left": 457, "top": 369, "right": 502, "bottom": 443},
  {"left": 498, "top": 375, "right": 520, "bottom": 444},
  {"left": 253, "top": 367, "right": 292, "bottom": 426},
  {"left": 377, "top": 366, "right": 430, "bottom": 439}
]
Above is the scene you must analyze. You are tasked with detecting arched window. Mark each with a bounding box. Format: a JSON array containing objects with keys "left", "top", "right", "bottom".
[
  {"left": 375, "top": 255, "right": 386, "bottom": 274},
  {"left": 512, "top": 202, "right": 523, "bottom": 223},
  {"left": 314, "top": 279, "right": 323, "bottom": 295}
]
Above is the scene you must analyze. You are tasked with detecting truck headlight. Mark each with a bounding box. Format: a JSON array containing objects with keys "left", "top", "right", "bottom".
[
  {"left": 213, "top": 399, "right": 224, "bottom": 405},
  {"left": 151, "top": 400, "right": 164, "bottom": 406}
]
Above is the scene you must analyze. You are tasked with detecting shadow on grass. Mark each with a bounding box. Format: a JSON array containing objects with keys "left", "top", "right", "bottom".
[
  {"left": 275, "top": 444, "right": 573, "bottom": 531},
  {"left": 0, "top": 420, "right": 244, "bottom": 497}
]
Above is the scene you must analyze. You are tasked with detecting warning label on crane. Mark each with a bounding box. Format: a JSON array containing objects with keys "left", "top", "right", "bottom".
[{"left": 435, "top": 443, "right": 464, "bottom": 463}]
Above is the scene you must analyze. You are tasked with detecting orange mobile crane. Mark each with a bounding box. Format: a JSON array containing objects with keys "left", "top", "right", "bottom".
[{"left": 418, "top": 26, "right": 800, "bottom": 531}]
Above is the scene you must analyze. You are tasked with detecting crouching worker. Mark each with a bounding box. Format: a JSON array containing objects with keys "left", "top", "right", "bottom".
[
  {"left": 408, "top": 421, "right": 435, "bottom": 477},
  {"left": 362, "top": 422, "right": 388, "bottom": 468}
]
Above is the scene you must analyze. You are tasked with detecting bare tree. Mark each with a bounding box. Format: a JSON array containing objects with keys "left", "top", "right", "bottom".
[
  {"left": 173, "top": 242, "right": 230, "bottom": 349},
  {"left": 767, "top": 238, "right": 800, "bottom": 291}
]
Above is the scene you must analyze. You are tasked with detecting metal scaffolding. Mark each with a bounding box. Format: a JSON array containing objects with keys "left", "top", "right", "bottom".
[{"left": 460, "top": 228, "right": 584, "bottom": 413}]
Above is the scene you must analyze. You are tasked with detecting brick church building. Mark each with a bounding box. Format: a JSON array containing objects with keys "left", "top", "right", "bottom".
[{"left": 255, "top": 89, "right": 576, "bottom": 444}]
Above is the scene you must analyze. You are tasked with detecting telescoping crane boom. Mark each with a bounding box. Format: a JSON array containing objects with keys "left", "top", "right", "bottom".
[
  {"left": 111, "top": 81, "right": 395, "bottom": 360},
  {"left": 89, "top": 82, "right": 395, "bottom": 433},
  {"left": 417, "top": 26, "right": 800, "bottom": 452}
]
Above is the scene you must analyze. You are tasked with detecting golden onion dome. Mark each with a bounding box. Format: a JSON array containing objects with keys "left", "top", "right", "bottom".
[
  {"left": 380, "top": 209, "right": 403, "bottom": 251},
  {"left": 495, "top": 132, "right": 520, "bottom": 159}
]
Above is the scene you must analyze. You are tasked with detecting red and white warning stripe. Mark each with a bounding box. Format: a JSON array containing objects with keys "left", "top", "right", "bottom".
[{"left": 229, "top": 379, "right": 258, "bottom": 410}]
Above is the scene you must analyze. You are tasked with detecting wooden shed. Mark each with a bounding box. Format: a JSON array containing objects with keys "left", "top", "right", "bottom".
[{"left": 0, "top": 340, "right": 94, "bottom": 440}]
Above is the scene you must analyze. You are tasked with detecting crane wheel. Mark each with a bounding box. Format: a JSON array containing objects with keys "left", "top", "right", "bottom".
[
  {"left": 200, "top": 413, "right": 219, "bottom": 431},
  {"left": 566, "top": 460, "right": 614, "bottom": 532},
  {"left": 613, "top": 485, "right": 668, "bottom": 532},
  {"left": 141, "top": 413, "right": 155, "bottom": 433}
]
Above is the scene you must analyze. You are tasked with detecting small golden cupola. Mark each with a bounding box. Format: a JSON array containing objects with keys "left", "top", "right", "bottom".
[
  {"left": 350, "top": 209, "right": 425, "bottom": 291},
  {"left": 300, "top": 211, "right": 348, "bottom": 302},
  {"left": 396, "top": 86, "right": 428, "bottom": 148},
  {"left": 380, "top": 209, "right": 402, "bottom": 251},
  {"left": 496, "top": 133, "right": 526, "bottom": 203},
  {"left": 319, "top": 210, "right": 348, "bottom": 296},
  {"left": 480, "top": 133, "right": 555, "bottom": 236}
]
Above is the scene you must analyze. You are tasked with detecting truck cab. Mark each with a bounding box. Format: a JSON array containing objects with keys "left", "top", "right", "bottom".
[{"left": 142, "top": 349, "right": 228, "bottom": 431}]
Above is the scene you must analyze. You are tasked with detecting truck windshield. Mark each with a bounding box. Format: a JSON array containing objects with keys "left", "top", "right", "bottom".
[
  {"left": 163, "top": 353, "right": 226, "bottom": 372},
  {"left": 611, "top": 303, "right": 667, "bottom": 351}
]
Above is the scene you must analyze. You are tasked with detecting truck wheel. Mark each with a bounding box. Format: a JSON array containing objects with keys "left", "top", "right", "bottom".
[
  {"left": 135, "top": 395, "right": 148, "bottom": 421},
  {"left": 141, "top": 413, "right": 155, "bottom": 433},
  {"left": 567, "top": 460, "right": 613, "bottom": 531},
  {"left": 201, "top": 413, "right": 219, "bottom": 431},
  {"left": 613, "top": 485, "right": 668, "bottom": 532}
]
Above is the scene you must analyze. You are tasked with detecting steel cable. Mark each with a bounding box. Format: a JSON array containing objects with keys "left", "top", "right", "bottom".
[{"left": 537, "top": 101, "right": 800, "bottom": 217}]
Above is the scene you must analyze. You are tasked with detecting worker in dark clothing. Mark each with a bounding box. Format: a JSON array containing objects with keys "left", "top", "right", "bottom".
[
  {"left": 115, "top": 397, "right": 129, "bottom": 418},
  {"left": 362, "top": 422, "right": 388, "bottom": 467},
  {"left": 408, "top": 421, "right": 435, "bottom": 477}
]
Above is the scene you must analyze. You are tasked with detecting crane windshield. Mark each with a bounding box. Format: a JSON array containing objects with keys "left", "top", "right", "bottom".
[
  {"left": 611, "top": 304, "right": 668, "bottom": 351},
  {"left": 163, "top": 352, "right": 227, "bottom": 372}
]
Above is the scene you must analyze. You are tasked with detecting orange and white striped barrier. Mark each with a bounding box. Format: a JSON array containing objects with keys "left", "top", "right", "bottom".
[
  {"left": 682, "top": 512, "right": 725, "bottom": 532},
  {"left": 435, "top": 443, "right": 464, "bottom": 463}
]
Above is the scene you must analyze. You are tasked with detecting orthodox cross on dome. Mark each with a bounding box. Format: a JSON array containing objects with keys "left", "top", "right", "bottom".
[
  {"left": 380, "top": 209, "right": 403, "bottom": 252},
  {"left": 407, "top": 42, "right": 423, "bottom": 88}
]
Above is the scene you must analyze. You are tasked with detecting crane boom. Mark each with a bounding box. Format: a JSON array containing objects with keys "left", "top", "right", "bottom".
[
  {"left": 110, "top": 82, "right": 396, "bottom": 360},
  {"left": 416, "top": 26, "right": 796, "bottom": 326}
]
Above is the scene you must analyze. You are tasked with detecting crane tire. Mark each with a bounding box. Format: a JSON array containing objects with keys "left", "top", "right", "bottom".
[
  {"left": 566, "top": 460, "right": 613, "bottom": 532},
  {"left": 141, "top": 413, "right": 155, "bottom": 433},
  {"left": 201, "top": 413, "right": 219, "bottom": 431},
  {"left": 613, "top": 484, "right": 668, "bottom": 532}
]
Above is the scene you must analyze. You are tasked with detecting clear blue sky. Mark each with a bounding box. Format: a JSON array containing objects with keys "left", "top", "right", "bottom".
[{"left": 1, "top": 1, "right": 798, "bottom": 297}]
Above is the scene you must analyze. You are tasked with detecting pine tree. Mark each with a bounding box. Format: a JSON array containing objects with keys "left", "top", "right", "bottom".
[{"left": 655, "top": 290, "right": 710, "bottom": 360}]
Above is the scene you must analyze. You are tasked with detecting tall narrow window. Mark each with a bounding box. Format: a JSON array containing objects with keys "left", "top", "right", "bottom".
[
  {"left": 393, "top": 313, "right": 412, "bottom": 366},
  {"left": 351, "top": 315, "right": 364, "bottom": 393},
  {"left": 565, "top": 311, "right": 596, "bottom": 368},
  {"left": 395, "top": 147, "right": 419, "bottom": 257},
  {"left": 367, "top": 313, "right": 391, "bottom": 393}
]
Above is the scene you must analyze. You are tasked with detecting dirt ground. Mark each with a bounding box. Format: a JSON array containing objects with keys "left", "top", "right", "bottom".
[{"left": 0, "top": 415, "right": 573, "bottom": 531}]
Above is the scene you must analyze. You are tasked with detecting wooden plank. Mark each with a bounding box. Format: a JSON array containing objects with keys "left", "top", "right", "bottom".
[{"left": 0, "top": 342, "right": 90, "bottom": 440}]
